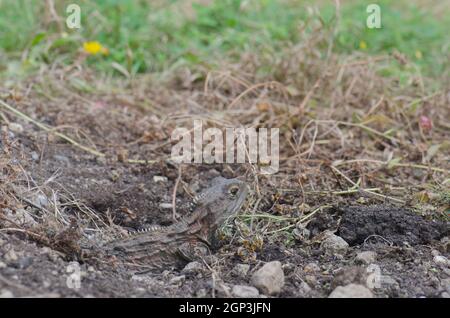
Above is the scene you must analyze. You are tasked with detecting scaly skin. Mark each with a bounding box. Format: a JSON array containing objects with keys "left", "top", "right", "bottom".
[{"left": 104, "top": 177, "right": 248, "bottom": 270}]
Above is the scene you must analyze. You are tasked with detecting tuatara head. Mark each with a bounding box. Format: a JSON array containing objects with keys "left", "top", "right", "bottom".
[{"left": 194, "top": 176, "right": 248, "bottom": 227}]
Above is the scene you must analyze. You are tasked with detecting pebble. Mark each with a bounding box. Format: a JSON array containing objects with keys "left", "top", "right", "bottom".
[
  {"left": 355, "top": 251, "right": 377, "bottom": 265},
  {"left": 293, "top": 225, "right": 310, "bottom": 241},
  {"left": 0, "top": 290, "right": 14, "bottom": 298},
  {"left": 153, "top": 176, "right": 168, "bottom": 183},
  {"left": 181, "top": 261, "right": 204, "bottom": 274},
  {"left": 442, "top": 278, "right": 450, "bottom": 294},
  {"left": 31, "top": 151, "right": 39, "bottom": 161},
  {"left": 96, "top": 156, "right": 107, "bottom": 165},
  {"left": 213, "top": 282, "right": 232, "bottom": 296},
  {"left": 8, "top": 123, "right": 23, "bottom": 133},
  {"left": 232, "top": 285, "right": 260, "bottom": 298},
  {"left": 196, "top": 288, "right": 207, "bottom": 298},
  {"left": 431, "top": 249, "right": 440, "bottom": 257},
  {"left": 251, "top": 261, "right": 285, "bottom": 295},
  {"left": 131, "top": 275, "right": 157, "bottom": 285},
  {"left": 232, "top": 264, "right": 250, "bottom": 278},
  {"left": 169, "top": 275, "right": 185, "bottom": 285},
  {"left": 159, "top": 203, "right": 173, "bottom": 209},
  {"left": 0, "top": 261, "right": 6, "bottom": 269},
  {"left": 329, "top": 284, "right": 373, "bottom": 298},
  {"left": 41, "top": 247, "right": 61, "bottom": 262},
  {"left": 17, "top": 257, "right": 33, "bottom": 269},
  {"left": 303, "top": 262, "right": 320, "bottom": 273},
  {"left": 433, "top": 255, "right": 449, "bottom": 267},
  {"left": 33, "top": 194, "right": 49, "bottom": 209},
  {"left": 305, "top": 275, "right": 317, "bottom": 287},
  {"left": 299, "top": 282, "right": 312, "bottom": 295},
  {"left": 331, "top": 266, "right": 367, "bottom": 288},
  {"left": 4, "top": 208, "right": 37, "bottom": 227},
  {"left": 321, "top": 233, "right": 349, "bottom": 255},
  {"left": 53, "top": 155, "right": 70, "bottom": 165},
  {"left": 441, "top": 237, "right": 449, "bottom": 253},
  {"left": 4, "top": 249, "right": 18, "bottom": 262},
  {"left": 379, "top": 275, "right": 397, "bottom": 287}
]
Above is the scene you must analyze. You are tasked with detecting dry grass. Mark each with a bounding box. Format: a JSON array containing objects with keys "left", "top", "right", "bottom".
[{"left": 0, "top": 15, "right": 448, "bottom": 257}]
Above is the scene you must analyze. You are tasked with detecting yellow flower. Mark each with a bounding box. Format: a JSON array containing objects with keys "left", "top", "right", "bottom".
[
  {"left": 83, "top": 41, "right": 109, "bottom": 55},
  {"left": 415, "top": 50, "right": 423, "bottom": 59},
  {"left": 359, "top": 40, "right": 367, "bottom": 50}
]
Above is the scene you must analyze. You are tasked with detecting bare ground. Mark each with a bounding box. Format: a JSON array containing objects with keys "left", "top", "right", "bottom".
[{"left": 0, "top": 46, "right": 449, "bottom": 297}]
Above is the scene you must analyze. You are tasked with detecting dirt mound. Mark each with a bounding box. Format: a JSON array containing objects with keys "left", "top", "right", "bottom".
[{"left": 338, "top": 205, "right": 448, "bottom": 246}]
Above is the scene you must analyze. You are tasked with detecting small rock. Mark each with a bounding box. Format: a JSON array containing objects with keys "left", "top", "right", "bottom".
[
  {"left": 17, "top": 257, "right": 33, "bottom": 269},
  {"left": 232, "top": 264, "right": 250, "bottom": 278},
  {"left": 170, "top": 275, "right": 185, "bottom": 285},
  {"left": 31, "top": 151, "right": 39, "bottom": 161},
  {"left": 282, "top": 262, "right": 295, "bottom": 272},
  {"left": 134, "top": 287, "right": 146, "bottom": 294},
  {"left": 196, "top": 288, "right": 207, "bottom": 297},
  {"left": 41, "top": 247, "right": 61, "bottom": 262},
  {"left": 321, "top": 233, "right": 349, "bottom": 255},
  {"left": 329, "top": 284, "right": 373, "bottom": 298},
  {"left": 232, "top": 285, "right": 260, "bottom": 298},
  {"left": 96, "top": 156, "right": 107, "bottom": 165},
  {"left": 441, "top": 237, "right": 449, "bottom": 253},
  {"left": 4, "top": 208, "right": 37, "bottom": 227},
  {"left": 305, "top": 275, "right": 317, "bottom": 287},
  {"left": 8, "top": 123, "right": 23, "bottom": 133},
  {"left": 355, "top": 251, "right": 377, "bottom": 265},
  {"left": 442, "top": 292, "right": 450, "bottom": 298},
  {"left": 0, "top": 290, "right": 14, "bottom": 298},
  {"left": 251, "top": 261, "right": 285, "bottom": 295},
  {"left": 299, "top": 282, "right": 312, "bottom": 295},
  {"left": 434, "top": 255, "right": 449, "bottom": 267},
  {"left": 431, "top": 249, "right": 440, "bottom": 257},
  {"left": 131, "top": 275, "right": 157, "bottom": 285},
  {"left": 293, "top": 224, "right": 310, "bottom": 241},
  {"left": 0, "top": 262, "right": 6, "bottom": 269},
  {"left": 33, "top": 194, "right": 49, "bottom": 209},
  {"left": 37, "top": 293, "right": 61, "bottom": 298},
  {"left": 189, "top": 180, "right": 201, "bottom": 193},
  {"left": 213, "top": 282, "right": 232, "bottom": 296},
  {"left": 331, "top": 266, "right": 367, "bottom": 289},
  {"left": 181, "top": 261, "right": 204, "bottom": 274},
  {"left": 153, "top": 176, "right": 168, "bottom": 183},
  {"left": 4, "top": 249, "right": 18, "bottom": 262},
  {"left": 303, "top": 262, "right": 320, "bottom": 273},
  {"left": 159, "top": 203, "right": 173, "bottom": 209},
  {"left": 53, "top": 155, "right": 70, "bottom": 165},
  {"left": 442, "top": 278, "right": 450, "bottom": 294},
  {"left": 378, "top": 275, "right": 397, "bottom": 288}
]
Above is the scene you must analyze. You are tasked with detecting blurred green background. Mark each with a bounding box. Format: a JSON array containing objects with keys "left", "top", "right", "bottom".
[{"left": 0, "top": 0, "right": 449, "bottom": 80}]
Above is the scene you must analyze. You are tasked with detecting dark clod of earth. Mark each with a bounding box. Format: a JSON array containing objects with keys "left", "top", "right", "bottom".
[{"left": 337, "top": 206, "right": 449, "bottom": 246}]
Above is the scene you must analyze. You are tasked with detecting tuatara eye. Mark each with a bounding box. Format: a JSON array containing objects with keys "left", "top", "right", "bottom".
[{"left": 228, "top": 185, "right": 239, "bottom": 197}]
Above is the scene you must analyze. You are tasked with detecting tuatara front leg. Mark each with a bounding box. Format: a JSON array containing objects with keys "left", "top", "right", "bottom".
[{"left": 177, "top": 241, "right": 211, "bottom": 263}]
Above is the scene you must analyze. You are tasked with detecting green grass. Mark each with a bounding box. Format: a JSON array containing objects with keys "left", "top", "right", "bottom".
[{"left": 0, "top": 0, "right": 449, "bottom": 79}]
